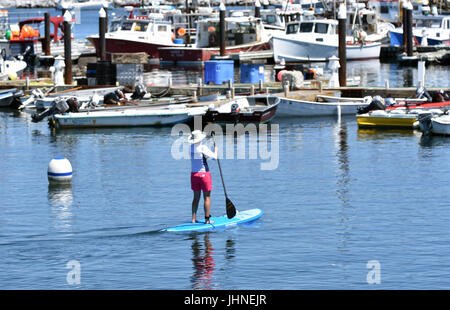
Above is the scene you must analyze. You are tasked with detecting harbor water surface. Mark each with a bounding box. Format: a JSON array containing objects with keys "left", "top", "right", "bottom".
[
  {"left": 1, "top": 7, "right": 450, "bottom": 290},
  {"left": 2, "top": 111, "right": 450, "bottom": 289}
]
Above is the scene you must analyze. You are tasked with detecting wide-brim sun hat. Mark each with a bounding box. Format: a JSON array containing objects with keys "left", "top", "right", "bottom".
[{"left": 188, "top": 130, "right": 206, "bottom": 144}]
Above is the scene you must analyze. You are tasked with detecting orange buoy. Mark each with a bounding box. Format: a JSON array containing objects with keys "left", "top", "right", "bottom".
[
  {"left": 207, "top": 26, "right": 216, "bottom": 32},
  {"left": 177, "top": 27, "right": 186, "bottom": 36}
]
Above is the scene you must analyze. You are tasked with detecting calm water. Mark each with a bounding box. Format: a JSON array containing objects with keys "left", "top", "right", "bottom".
[
  {"left": 2, "top": 7, "right": 450, "bottom": 290},
  {"left": 2, "top": 110, "right": 450, "bottom": 289}
]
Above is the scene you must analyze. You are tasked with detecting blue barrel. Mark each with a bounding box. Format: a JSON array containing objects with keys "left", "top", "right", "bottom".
[
  {"left": 173, "top": 38, "right": 184, "bottom": 44},
  {"left": 240, "top": 63, "right": 265, "bottom": 84},
  {"left": 204, "top": 60, "right": 234, "bottom": 85}
]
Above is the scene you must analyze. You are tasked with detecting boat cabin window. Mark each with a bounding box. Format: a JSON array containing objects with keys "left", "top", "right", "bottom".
[
  {"left": 263, "top": 15, "right": 277, "bottom": 25},
  {"left": 314, "top": 23, "right": 328, "bottom": 34},
  {"left": 299, "top": 22, "right": 314, "bottom": 33},
  {"left": 121, "top": 22, "right": 133, "bottom": 31},
  {"left": 158, "top": 25, "right": 168, "bottom": 32},
  {"left": 286, "top": 23, "right": 299, "bottom": 34},
  {"left": 110, "top": 20, "right": 121, "bottom": 32},
  {"left": 380, "top": 5, "right": 389, "bottom": 14},
  {"left": 135, "top": 22, "right": 148, "bottom": 32}
]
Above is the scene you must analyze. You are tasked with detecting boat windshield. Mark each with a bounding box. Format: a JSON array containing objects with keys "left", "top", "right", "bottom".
[
  {"left": 314, "top": 23, "right": 328, "bottom": 34},
  {"left": 135, "top": 21, "right": 148, "bottom": 32},
  {"left": 121, "top": 21, "right": 133, "bottom": 31},
  {"left": 262, "top": 14, "right": 277, "bottom": 25},
  {"left": 286, "top": 23, "right": 299, "bottom": 34},
  {"left": 299, "top": 22, "right": 314, "bottom": 32},
  {"left": 415, "top": 18, "right": 442, "bottom": 28}
]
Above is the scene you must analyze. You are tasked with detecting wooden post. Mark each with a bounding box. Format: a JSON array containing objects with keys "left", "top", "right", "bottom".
[
  {"left": 102, "top": 1, "right": 108, "bottom": 32},
  {"left": 338, "top": 4, "right": 346, "bottom": 87},
  {"left": 255, "top": 0, "right": 261, "bottom": 18},
  {"left": 99, "top": 8, "right": 107, "bottom": 61},
  {"left": 405, "top": 2, "right": 414, "bottom": 57},
  {"left": 44, "top": 12, "right": 51, "bottom": 56},
  {"left": 220, "top": 2, "right": 226, "bottom": 56},
  {"left": 63, "top": 10, "right": 72, "bottom": 85}
]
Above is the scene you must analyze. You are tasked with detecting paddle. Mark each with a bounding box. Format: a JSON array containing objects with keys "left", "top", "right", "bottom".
[{"left": 211, "top": 133, "right": 236, "bottom": 219}]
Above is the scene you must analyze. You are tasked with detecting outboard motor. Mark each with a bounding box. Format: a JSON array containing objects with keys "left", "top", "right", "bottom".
[
  {"left": 103, "top": 89, "right": 124, "bottom": 105},
  {"left": 230, "top": 103, "right": 240, "bottom": 115},
  {"left": 417, "top": 112, "right": 433, "bottom": 135},
  {"left": 9, "top": 90, "right": 24, "bottom": 109},
  {"left": 357, "top": 95, "right": 386, "bottom": 114},
  {"left": 131, "top": 84, "right": 147, "bottom": 100},
  {"left": 31, "top": 98, "right": 70, "bottom": 123},
  {"left": 416, "top": 86, "right": 432, "bottom": 102},
  {"left": 66, "top": 97, "right": 79, "bottom": 112},
  {"left": 432, "top": 89, "right": 450, "bottom": 102}
]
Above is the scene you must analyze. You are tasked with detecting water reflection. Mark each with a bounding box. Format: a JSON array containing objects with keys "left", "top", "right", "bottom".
[
  {"left": 419, "top": 134, "right": 450, "bottom": 148},
  {"left": 334, "top": 121, "right": 350, "bottom": 205},
  {"left": 48, "top": 183, "right": 74, "bottom": 232},
  {"left": 190, "top": 232, "right": 216, "bottom": 290},
  {"left": 402, "top": 67, "right": 415, "bottom": 87},
  {"left": 334, "top": 121, "right": 354, "bottom": 279},
  {"left": 357, "top": 128, "right": 416, "bottom": 141}
]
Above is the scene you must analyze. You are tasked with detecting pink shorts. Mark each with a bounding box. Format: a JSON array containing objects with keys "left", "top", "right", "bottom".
[{"left": 191, "top": 171, "right": 213, "bottom": 192}]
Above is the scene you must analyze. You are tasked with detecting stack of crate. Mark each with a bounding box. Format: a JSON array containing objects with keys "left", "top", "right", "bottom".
[{"left": 111, "top": 52, "right": 148, "bottom": 87}]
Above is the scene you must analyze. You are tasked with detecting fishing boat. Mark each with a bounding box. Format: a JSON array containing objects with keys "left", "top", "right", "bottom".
[
  {"left": 87, "top": 6, "right": 215, "bottom": 60},
  {"left": 229, "top": 3, "right": 306, "bottom": 35},
  {"left": 158, "top": 15, "right": 271, "bottom": 64},
  {"left": 204, "top": 94, "right": 279, "bottom": 124},
  {"left": 57, "top": 0, "right": 112, "bottom": 10},
  {"left": 271, "top": 18, "right": 382, "bottom": 62},
  {"left": 418, "top": 112, "right": 450, "bottom": 136},
  {"left": 48, "top": 104, "right": 208, "bottom": 129},
  {"left": 389, "top": 14, "right": 450, "bottom": 46},
  {"left": 275, "top": 91, "right": 370, "bottom": 117}
]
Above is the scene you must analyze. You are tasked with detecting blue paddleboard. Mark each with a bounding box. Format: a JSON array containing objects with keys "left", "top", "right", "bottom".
[{"left": 165, "top": 208, "right": 263, "bottom": 232}]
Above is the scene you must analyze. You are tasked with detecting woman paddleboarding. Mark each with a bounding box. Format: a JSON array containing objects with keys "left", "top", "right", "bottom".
[{"left": 189, "top": 130, "right": 218, "bottom": 224}]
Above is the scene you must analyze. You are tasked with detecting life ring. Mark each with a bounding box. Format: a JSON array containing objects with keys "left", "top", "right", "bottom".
[
  {"left": 177, "top": 27, "right": 186, "bottom": 36},
  {"left": 209, "top": 33, "right": 217, "bottom": 46}
]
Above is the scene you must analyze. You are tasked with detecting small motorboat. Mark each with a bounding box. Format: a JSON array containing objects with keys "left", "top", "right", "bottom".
[
  {"left": 48, "top": 104, "right": 208, "bottom": 129},
  {"left": 275, "top": 91, "right": 370, "bottom": 117},
  {"left": 204, "top": 94, "right": 279, "bottom": 124},
  {"left": 357, "top": 108, "right": 444, "bottom": 129},
  {"left": 418, "top": 112, "right": 450, "bottom": 136}
]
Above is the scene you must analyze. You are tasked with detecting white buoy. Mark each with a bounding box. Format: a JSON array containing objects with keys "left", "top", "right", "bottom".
[{"left": 48, "top": 157, "right": 73, "bottom": 183}]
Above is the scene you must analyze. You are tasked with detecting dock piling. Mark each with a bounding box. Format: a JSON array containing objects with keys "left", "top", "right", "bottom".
[
  {"left": 44, "top": 12, "right": 51, "bottom": 56},
  {"left": 338, "top": 4, "right": 347, "bottom": 87},
  {"left": 404, "top": 2, "right": 414, "bottom": 57},
  {"left": 99, "top": 8, "right": 107, "bottom": 61},
  {"left": 255, "top": 0, "right": 261, "bottom": 18},
  {"left": 220, "top": 2, "right": 226, "bottom": 56},
  {"left": 63, "top": 10, "right": 72, "bottom": 85}
]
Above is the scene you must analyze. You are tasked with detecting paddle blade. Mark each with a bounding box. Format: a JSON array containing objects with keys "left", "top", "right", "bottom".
[{"left": 226, "top": 197, "right": 236, "bottom": 219}]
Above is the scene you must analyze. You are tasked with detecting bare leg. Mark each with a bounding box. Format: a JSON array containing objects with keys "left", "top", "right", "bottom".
[
  {"left": 203, "top": 191, "right": 214, "bottom": 224},
  {"left": 192, "top": 191, "right": 201, "bottom": 223}
]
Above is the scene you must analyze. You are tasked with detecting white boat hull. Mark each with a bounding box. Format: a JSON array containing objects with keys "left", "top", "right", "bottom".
[
  {"left": 271, "top": 36, "right": 381, "bottom": 62},
  {"left": 276, "top": 97, "right": 366, "bottom": 117},
  {"left": 430, "top": 115, "right": 450, "bottom": 135},
  {"left": 53, "top": 106, "right": 206, "bottom": 128}
]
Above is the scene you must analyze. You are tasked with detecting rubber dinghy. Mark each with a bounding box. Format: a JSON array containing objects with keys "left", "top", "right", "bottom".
[{"left": 165, "top": 209, "right": 263, "bottom": 232}]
